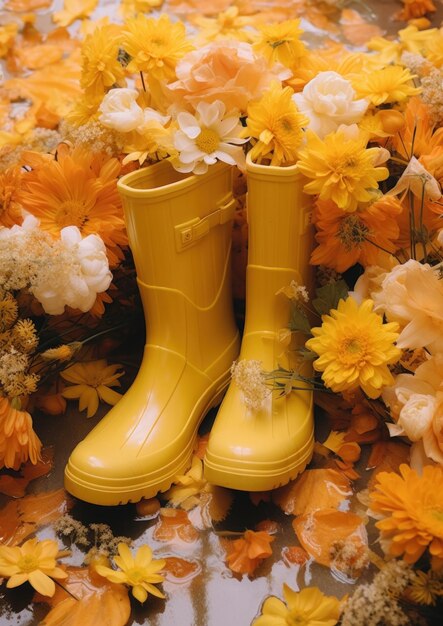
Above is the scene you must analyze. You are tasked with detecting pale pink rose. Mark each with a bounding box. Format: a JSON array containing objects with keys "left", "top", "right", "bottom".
[{"left": 166, "top": 41, "right": 290, "bottom": 114}]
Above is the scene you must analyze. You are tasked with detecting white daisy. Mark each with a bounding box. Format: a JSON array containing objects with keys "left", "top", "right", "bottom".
[{"left": 172, "top": 100, "right": 247, "bottom": 174}]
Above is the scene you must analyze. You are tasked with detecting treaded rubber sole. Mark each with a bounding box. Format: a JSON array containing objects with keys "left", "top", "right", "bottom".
[{"left": 203, "top": 431, "right": 314, "bottom": 492}]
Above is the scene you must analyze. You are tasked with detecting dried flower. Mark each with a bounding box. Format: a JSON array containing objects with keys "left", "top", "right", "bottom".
[{"left": 231, "top": 360, "right": 270, "bottom": 412}]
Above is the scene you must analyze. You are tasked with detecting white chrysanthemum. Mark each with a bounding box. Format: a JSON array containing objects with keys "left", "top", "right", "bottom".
[
  {"left": 172, "top": 100, "right": 247, "bottom": 174},
  {"left": 32, "top": 227, "right": 112, "bottom": 315}
]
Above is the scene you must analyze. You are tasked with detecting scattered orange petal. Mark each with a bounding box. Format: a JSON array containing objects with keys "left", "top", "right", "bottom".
[
  {"left": 281, "top": 545, "right": 309, "bottom": 566},
  {"left": 136, "top": 497, "right": 161, "bottom": 518},
  {"left": 293, "top": 510, "right": 367, "bottom": 567},
  {"left": 223, "top": 530, "right": 274, "bottom": 576},
  {"left": 16, "top": 44, "right": 64, "bottom": 70},
  {"left": 337, "top": 442, "right": 361, "bottom": 463},
  {"left": 0, "top": 447, "right": 53, "bottom": 497},
  {"left": 163, "top": 557, "right": 200, "bottom": 581},
  {"left": 255, "top": 520, "right": 279, "bottom": 534},
  {"left": 350, "top": 410, "right": 379, "bottom": 434},
  {"left": 194, "top": 433, "right": 209, "bottom": 459},
  {"left": 273, "top": 469, "right": 352, "bottom": 515},
  {"left": 5, "top": 0, "right": 51, "bottom": 10},
  {"left": 0, "top": 500, "right": 34, "bottom": 546},
  {"left": 332, "top": 459, "right": 361, "bottom": 481},
  {"left": 35, "top": 565, "right": 130, "bottom": 626},
  {"left": 367, "top": 440, "right": 411, "bottom": 489},
  {"left": 153, "top": 508, "right": 199, "bottom": 543},
  {"left": 19, "top": 489, "right": 72, "bottom": 526},
  {"left": 341, "top": 8, "right": 383, "bottom": 46}
]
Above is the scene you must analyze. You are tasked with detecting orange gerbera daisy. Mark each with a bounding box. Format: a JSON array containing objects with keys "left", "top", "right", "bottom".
[
  {"left": 311, "top": 196, "right": 402, "bottom": 272},
  {"left": 17, "top": 144, "right": 127, "bottom": 267},
  {"left": 0, "top": 166, "right": 24, "bottom": 228},
  {"left": 370, "top": 464, "right": 443, "bottom": 566},
  {"left": 397, "top": 0, "right": 436, "bottom": 22},
  {"left": 0, "top": 396, "right": 42, "bottom": 470}
]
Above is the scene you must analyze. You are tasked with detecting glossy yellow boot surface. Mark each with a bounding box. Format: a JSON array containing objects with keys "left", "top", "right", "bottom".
[
  {"left": 204, "top": 154, "right": 315, "bottom": 492},
  {"left": 65, "top": 161, "right": 240, "bottom": 505}
]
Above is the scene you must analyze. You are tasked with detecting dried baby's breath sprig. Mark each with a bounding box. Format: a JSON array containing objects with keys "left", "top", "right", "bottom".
[{"left": 231, "top": 359, "right": 270, "bottom": 411}]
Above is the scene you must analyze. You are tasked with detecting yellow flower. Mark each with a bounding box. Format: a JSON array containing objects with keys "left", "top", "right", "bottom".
[
  {"left": 355, "top": 66, "right": 421, "bottom": 106},
  {"left": 245, "top": 83, "right": 308, "bottom": 166},
  {"left": 297, "top": 128, "right": 389, "bottom": 212},
  {"left": 0, "top": 293, "right": 18, "bottom": 332},
  {"left": 95, "top": 543, "right": 165, "bottom": 603},
  {"left": 120, "top": 0, "right": 163, "bottom": 19},
  {"left": 122, "top": 14, "right": 193, "bottom": 81},
  {"left": 163, "top": 456, "right": 208, "bottom": 510},
  {"left": 252, "top": 584, "right": 341, "bottom": 626},
  {"left": 60, "top": 359, "right": 124, "bottom": 418},
  {"left": 41, "top": 343, "right": 81, "bottom": 362},
  {"left": 80, "top": 24, "right": 125, "bottom": 98},
  {"left": 306, "top": 297, "right": 400, "bottom": 398},
  {"left": 0, "top": 538, "right": 67, "bottom": 597},
  {"left": 369, "top": 464, "right": 443, "bottom": 565},
  {"left": 0, "top": 397, "right": 42, "bottom": 470},
  {"left": 53, "top": 0, "right": 98, "bottom": 28},
  {"left": 253, "top": 19, "right": 307, "bottom": 69}
]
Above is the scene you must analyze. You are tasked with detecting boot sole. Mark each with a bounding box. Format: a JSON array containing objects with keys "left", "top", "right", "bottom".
[
  {"left": 203, "top": 431, "right": 314, "bottom": 492},
  {"left": 64, "top": 378, "right": 230, "bottom": 507}
]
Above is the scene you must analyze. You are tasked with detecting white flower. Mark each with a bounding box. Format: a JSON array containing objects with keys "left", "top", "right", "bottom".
[
  {"left": 293, "top": 71, "right": 368, "bottom": 138},
  {"left": 373, "top": 259, "right": 443, "bottom": 353},
  {"left": 99, "top": 88, "right": 144, "bottom": 133},
  {"left": 32, "top": 227, "right": 112, "bottom": 315},
  {"left": 395, "top": 394, "right": 436, "bottom": 441},
  {"left": 388, "top": 156, "right": 441, "bottom": 201},
  {"left": 172, "top": 100, "right": 247, "bottom": 175},
  {"left": 138, "top": 107, "right": 170, "bottom": 133}
]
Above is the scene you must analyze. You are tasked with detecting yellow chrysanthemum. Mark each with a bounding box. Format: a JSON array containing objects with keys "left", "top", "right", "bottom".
[
  {"left": 0, "top": 293, "right": 18, "bottom": 332},
  {"left": 297, "top": 129, "right": 389, "bottom": 212},
  {"left": 0, "top": 396, "right": 42, "bottom": 470},
  {"left": 60, "top": 359, "right": 124, "bottom": 418},
  {"left": 424, "top": 31, "right": 443, "bottom": 67},
  {"left": 245, "top": 83, "right": 308, "bottom": 166},
  {"left": 252, "top": 584, "right": 341, "bottom": 626},
  {"left": 306, "top": 297, "right": 400, "bottom": 398},
  {"left": 253, "top": 19, "right": 307, "bottom": 69},
  {"left": 0, "top": 166, "right": 24, "bottom": 228},
  {"left": 122, "top": 14, "right": 193, "bottom": 81},
  {"left": 0, "top": 538, "right": 67, "bottom": 597},
  {"left": 95, "top": 543, "right": 165, "bottom": 603},
  {"left": 370, "top": 464, "right": 443, "bottom": 566},
  {"left": 80, "top": 24, "right": 125, "bottom": 98},
  {"left": 406, "top": 570, "right": 443, "bottom": 606},
  {"left": 355, "top": 66, "right": 421, "bottom": 106}
]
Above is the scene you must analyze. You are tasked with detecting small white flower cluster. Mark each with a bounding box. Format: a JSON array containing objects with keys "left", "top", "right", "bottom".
[
  {"left": 231, "top": 359, "right": 270, "bottom": 412},
  {"left": 277, "top": 280, "right": 309, "bottom": 303},
  {"left": 341, "top": 560, "right": 415, "bottom": 626},
  {"left": 0, "top": 216, "right": 112, "bottom": 315}
]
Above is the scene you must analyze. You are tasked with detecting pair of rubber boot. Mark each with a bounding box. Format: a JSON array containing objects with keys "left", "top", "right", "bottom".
[{"left": 64, "top": 154, "right": 314, "bottom": 506}]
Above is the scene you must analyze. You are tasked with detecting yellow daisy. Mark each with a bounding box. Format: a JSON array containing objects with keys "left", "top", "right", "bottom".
[
  {"left": 297, "top": 128, "right": 389, "bottom": 212},
  {"left": 60, "top": 359, "right": 124, "bottom": 418},
  {"left": 252, "top": 584, "right": 341, "bottom": 626},
  {"left": 0, "top": 538, "right": 67, "bottom": 597},
  {"left": 355, "top": 66, "right": 421, "bottom": 106},
  {"left": 80, "top": 24, "right": 125, "bottom": 98},
  {"left": 122, "top": 14, "right": 193, "bottom": 81},
  {"left": 306, "top": 297, "right": 400, "bottom": 398},
  {"left": 370, "top": 464, "right": 443, "bottom": 565},
  {"left": 245, "top": 83, "right": 308, "bottom": 166},
  {"left": 95, "top": 543, "right": 165, "bottom": 603},
  {"left": 253, "top": 19, "right": 307, "bottom": 69}
]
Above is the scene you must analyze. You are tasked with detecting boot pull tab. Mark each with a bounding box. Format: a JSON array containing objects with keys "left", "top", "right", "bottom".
[{"left": 174, "top": 194, "right": 236, "bottom": 252}]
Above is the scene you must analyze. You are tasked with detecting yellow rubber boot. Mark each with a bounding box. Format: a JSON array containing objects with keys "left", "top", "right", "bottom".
[
  {"left": 204, "top": 154, "right": 314, "bottom": 492},
  {"left": 65, "top": 160, "right": 240, "bottom": 505}
]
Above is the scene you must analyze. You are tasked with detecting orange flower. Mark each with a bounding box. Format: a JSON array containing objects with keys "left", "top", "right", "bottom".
[
  {"left": 370, "top": 464, "right": 443, "bottom": 565},
  {"left": 224, "top": 530, "right": 274, "bottom": 576},
  {"left": 17, "top": 144, "right": 127, "bottom": 267},
  {"left": 0, "top": 166, "right": 24, "bottom": 228},
  {"left": 0, "top": 397, "right": 42, "bottom": 470},
  {"left": 392, "top": 98, "right": 443, "bottom": 160},
  {"left": 397, "top": 0, "right": 436, "bottom": 21},
  {"left": 310, "top": 196, "right": 402, "bottom": 273}
]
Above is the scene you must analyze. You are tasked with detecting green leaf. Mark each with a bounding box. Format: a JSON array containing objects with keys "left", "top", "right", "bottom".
[
  {"left": 312, "top": 280, "right": 349, "bottom": 316},
  {"left": 289, "top": 304, "right": 311, "bottom": 334}
]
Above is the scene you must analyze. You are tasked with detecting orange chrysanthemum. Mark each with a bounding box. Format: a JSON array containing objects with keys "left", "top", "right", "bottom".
[
  {"left": 397, "top": 0, "right": 436, "bottom": 22},
  {"left": 17, "top": 144, "right": 127, "bottom": 267},
  {"left": 0, "top": 166, "right": 24, "bottom": 228},
  {"left": 370, "top": 464, "right": 443, "bottom": 566},
  {"left": 0, "top": 396, "right": 42, "bottom": 470},
  {"left": 311, "top": 196, "right": 402, "bottom": 272}
]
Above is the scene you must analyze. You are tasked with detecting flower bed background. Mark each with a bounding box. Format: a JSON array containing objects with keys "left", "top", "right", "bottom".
[{"left": 1, "top": 0, "right": 443, "bottom": 625}]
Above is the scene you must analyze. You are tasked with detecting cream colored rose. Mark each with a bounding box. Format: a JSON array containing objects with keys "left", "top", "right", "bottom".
[
  {"left": 292, "top": 71, "right": 368, "bottom": 138},
  {"left": 397, "top": 394, "right": 436, "bottom": 441},
  {"left": 388, "top": 156, "right": 441, "bottom": 201},
  {"left": 99, "top": 88, "right": 144, "bottom": 133}
]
